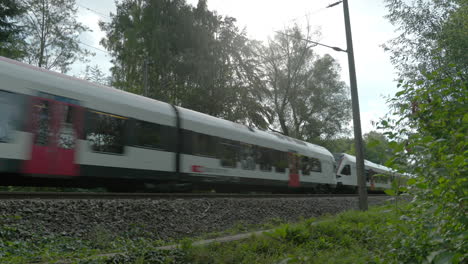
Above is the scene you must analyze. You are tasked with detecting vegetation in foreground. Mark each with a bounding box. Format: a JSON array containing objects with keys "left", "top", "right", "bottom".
[{"left": 0, "top": 202, "right": 409, "bottom": 264}]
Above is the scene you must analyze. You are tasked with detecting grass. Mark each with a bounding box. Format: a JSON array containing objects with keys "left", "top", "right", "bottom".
[
  {"left": 0, "top": 204, "right": 403, "bottom": 264},
  {"left": 182, "top": 205, "right": 400, "bottom": 264}
]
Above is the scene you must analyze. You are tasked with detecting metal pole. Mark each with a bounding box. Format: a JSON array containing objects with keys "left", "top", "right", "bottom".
[{"left": 342, "top": 0, "right": 368, "bottom": 210}]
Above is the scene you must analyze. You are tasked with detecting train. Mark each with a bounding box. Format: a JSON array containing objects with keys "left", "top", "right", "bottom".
[{"left": 0, "top": 56, "right": 400, "bottom": 192}]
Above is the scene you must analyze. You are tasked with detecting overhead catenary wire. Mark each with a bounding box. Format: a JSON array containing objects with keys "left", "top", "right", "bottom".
[
  {"left": 78, "top": 40, "right": 110, "bottom": 54},
  {"left": 76, "top": 2, "right": 111, "bottom": 19},
  {"left": 269, "top": 1, "right": 347, "bottom": 53},
  {"left": 274, "top": 31, "right": 347, "bottom": 52},
  {"left": 277, "top": 1, "right": 344, "bottom": 28}
]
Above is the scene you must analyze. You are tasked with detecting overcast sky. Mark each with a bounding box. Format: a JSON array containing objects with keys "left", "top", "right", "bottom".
[{"left": 73, "top": 0, "right": 400, "bottom": 134}]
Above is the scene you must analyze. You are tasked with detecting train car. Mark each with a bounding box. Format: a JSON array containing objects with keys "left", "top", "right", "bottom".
[
  {"left": 0, "top": 56, "right": 178, "bottom": 190},
  {"left": 334, "top": 153, "right": 397, "bottom": 192},
  {"left": 0, "top": 56, "right": 336, "bottom": 192},
  {"left": 177, "top": 106, "right": 336, "bottom": 192}
]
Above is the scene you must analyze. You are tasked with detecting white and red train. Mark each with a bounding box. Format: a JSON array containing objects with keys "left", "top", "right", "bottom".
[{"left": 0, "top": 56, "right": 398, "bottom": 192}]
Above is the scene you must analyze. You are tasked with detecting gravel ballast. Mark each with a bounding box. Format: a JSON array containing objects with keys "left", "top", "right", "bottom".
[{"left": 0, "top": 196, "right": 390, "bottom": 241}]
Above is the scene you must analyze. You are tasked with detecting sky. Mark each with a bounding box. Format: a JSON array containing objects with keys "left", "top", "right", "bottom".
[{"left": 73, "top": 0, "right": 401, "bottom": 135}]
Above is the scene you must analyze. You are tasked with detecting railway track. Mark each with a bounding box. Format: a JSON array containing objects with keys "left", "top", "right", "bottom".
[{"left": 0, "top": 191, "right": 386, "bottom": 200}]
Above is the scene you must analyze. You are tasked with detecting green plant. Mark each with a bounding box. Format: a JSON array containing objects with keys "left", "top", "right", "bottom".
[{"left": 379, "top": 67, "right": 467, "bottom": 263}]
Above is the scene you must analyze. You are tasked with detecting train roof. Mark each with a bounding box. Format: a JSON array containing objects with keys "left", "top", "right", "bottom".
[
  {"left": 0, "top": 56, "right": 175, "bottom": 125},
  {"left": 177, "top": 106, "right": 333, "bottom": 159},
  {"left": 338, "top": 153, "right": 393, "bottom": 173}
]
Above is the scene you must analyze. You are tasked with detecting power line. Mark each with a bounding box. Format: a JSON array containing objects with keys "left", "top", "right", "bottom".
[
  {"left": 280, "top": 1, "right": 343, "bottom": 27},
  {"left": 269, "top": 1, "right": 347, "bottom": 53},
  {"left": 284, "top": 6, "right": 327, "bottom": 26},
  {"left": 274, "top": 31, "right": 347, "bottom": 52},
  {"left": 76, "top": 2, "right": 111, "bottom": 19},
  {"left": 78, "top": 40, "right": 109, "bottom": 54}
]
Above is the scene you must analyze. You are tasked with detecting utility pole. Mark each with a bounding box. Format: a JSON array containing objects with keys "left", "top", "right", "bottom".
[
  {"left": 294, "top": 0, "right": 368, "bottom": 210},
  {"left": 342, "top": 0, "right": 368, "bottom": 211}
]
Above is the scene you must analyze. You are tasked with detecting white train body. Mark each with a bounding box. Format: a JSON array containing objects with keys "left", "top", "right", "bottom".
[
  {"left": 0, "top": 56, "right": 341, "bottom": 191},
  {"left": 335, "top": 153, "right": 396, "bottom": 191}
]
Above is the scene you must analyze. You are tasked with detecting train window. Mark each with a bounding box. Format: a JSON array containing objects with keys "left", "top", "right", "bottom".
[
  {"left": 341, "top": 165, "right": 351, "bottom": 175},
  {"left": 0, "top": 91, "right": 25, "bottom": 143},
  {"left": 33, "top": 100, "right": 52, "bottom": 146},
  {"left": 273, "top": 150, "right": 288, "bottom": 173},
  {"left": 86, "top": 110, "right": 127, "bottom": 154},
  {"left": 219, "top": 140, "right": 239, "bottom": 168},
  {"left": 134, "top": 120, "right": 164, "bottom": 150},
  {"left": 300, "top": 156, "right": 321, "bottom": 174},
  {"left": 58, "top": 105, "right": 76, "bottom": 149},
  {"left": 301, "top": 156, "right": 311, "bottom": 175},
  {"left": 240, "top": 143, "right": 256, "bottom": 170},
  {"left": 256, "top": 147, "right": 273, "bottom": 172},
  {"left": 310, "top": 158, "right": 321, "bottom": 172},
  {"left": 374, "top": 173, "right": 389, "bottom": 183},
  {"left": 192, "top": 132, "right": 217, "bottom": 157}
]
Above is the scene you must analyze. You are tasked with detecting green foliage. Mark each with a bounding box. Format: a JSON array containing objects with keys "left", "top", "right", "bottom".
[
  {"left": 0, "top": 0, "right": 25, "bottom": 59},
  {"left": 18, "top": 0, "right": 93, "bottom": 73},
  {"left": 322, "top": 131, "right": 393, "bottom": 165},
  {"left": 104, "top": 249, "right": 186, "bottom": 264},
  {"left": 265, "top": 223, "right": 310, "bottom": 245},
  {"left": 262, "top": 25, "right": 351, "bottom": 141},
  {"left": 100, "top": 0, "right": 270, "bottom": 128},
  {"left": 380, "top": 67, "right": 467, "bottom": 263},
  {"left": 183, "top": 205, "right": 402, "bottom": 264},
  {"left": 384, "top": 0, "right": 467, "bottom": 80},
  {"left": 362, "top": 131, "right": 394, "bottom": 164},
  {"left": 381, "top": 1, "right": 467, "bottom": 262},
  {"left": 79, "top": 65, "right": 111, "bottom": 86}
]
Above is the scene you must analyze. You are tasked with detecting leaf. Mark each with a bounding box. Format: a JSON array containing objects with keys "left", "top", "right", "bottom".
[
  {"left": 395, "top": 90, "right": 406, "bottom": 97},
  {"left": 407, "top": 178, "right": 417, "bottom": 185},
  {"left": 433, "top": 251, "right": 455, "bottom": 264}
]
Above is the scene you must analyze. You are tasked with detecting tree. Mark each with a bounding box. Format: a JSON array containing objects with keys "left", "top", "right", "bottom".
[
  {"left": 262, "top": 25, "right": 351, "bottom": 142},
  {"left": 0, "top": 0, "right": 25, "bottom": 58},
  {"left": 100, "top": 0, "right": 269, "bottom": 127},
  {"left": 363, "top": 131, "right": 393, "bottom": 165},
  {"left": 80, "top": 64, "right": 111, "bottom": 86},
  {"left": 322, "top": 131, "right": 392, "bottom": 165},
  {"left": 384, "top": 0, "right": 467, "bottom": 82},
  {"left": 18, "top": 0, "right": 92, "bottom": 73},
  {"left": 319, "top": 136, "right": 354, "bottom": 155},
  {"left": 380, "top": 0, "right": 467, "bottom": 262}
]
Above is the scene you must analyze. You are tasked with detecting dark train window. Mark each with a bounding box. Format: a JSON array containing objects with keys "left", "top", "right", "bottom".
[
  {"left": 134, "top": 120, "right": 164, "bottom": 150},
  {"left": 273, "top": 150, "right": 288, "bottom": 173},
  {"left": 219, "top": 140, "right": 239, "bottom": 168},
  {"left": 58, "top": 105, "right": 76, "bottom": 149},
  {"left": 0, "top": 91, "right": 25, "bottom": 143},
  {"left": 341, "top": 164, "right": 351, "bottom": 175},
  {"left": 86, "top": 110, "right": 127, "bottom": 154},
  {"left": 33, "top": 100, "right": 51, "bottom": 146},
  {"left": 301, "top": 156, "right": 322, "bottom": 174},
  {"left": 192, "top": 132, "right": 217, "bottom": 157},
  {"left": 301, "top": 156, "right": 311, "bottom": 175},
  {"left": 256, "top": 147, "right": 273, "bottom": 172},
  {"left": 240, "top": 143, "right": 256, "bottom": 170},
  {"left": 374, "top": 173, "right": 389, "bottom": 183},
  {"left": 310, "top": 158, "right": 321, "bottom": 172}
]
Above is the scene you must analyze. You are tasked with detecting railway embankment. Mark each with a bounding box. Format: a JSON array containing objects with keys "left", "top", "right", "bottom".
[{"left": 0, "top": 196, "right": 389, "bottom": 242}]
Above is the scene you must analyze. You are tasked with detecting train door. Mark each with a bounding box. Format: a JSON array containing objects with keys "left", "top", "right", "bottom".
[
  {"left": 288, "top": 153, "right": 300, "bottom": 187},
  {"left": 22, "top": 95, "right": 83, "bottom": 176}
]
